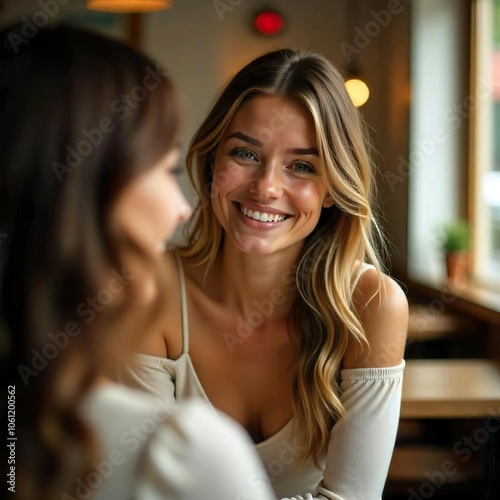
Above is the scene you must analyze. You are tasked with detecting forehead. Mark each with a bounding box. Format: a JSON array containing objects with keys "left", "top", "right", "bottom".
[{"left": 226, "top": 95, "right": 317, "bottom": 147}]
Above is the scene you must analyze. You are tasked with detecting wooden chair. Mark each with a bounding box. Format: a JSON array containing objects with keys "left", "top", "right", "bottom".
[
  {"left": 385, "top": 444, "right": 482, "bottom": 497},
  {"left": 405, "top": 303, "right": 479, "bottom": 359},
  {"left": 388, "top": 311, "right": 485, "bottom": 499}
]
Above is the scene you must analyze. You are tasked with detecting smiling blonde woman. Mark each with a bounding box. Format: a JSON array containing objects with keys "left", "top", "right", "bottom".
[{"left": 122, "top": 48, "right": 409, "bottom": 500}]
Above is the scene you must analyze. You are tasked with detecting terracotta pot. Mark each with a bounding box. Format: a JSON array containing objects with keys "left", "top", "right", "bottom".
[{"left": 445, "top": 251, "right": 468, "bottom": 286}]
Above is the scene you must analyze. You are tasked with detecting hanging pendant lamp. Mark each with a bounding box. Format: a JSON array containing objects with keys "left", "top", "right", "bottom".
[
  {"left": 87, "top": 0, "right": 172, "bottom": 13},
  {"left": 344, "top": 2, "right": 369, "bottom": 108},
  {"left": 345, "top": 77, "right": 370, "bottom": 108}
]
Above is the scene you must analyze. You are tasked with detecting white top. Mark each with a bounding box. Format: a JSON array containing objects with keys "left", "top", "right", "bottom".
[
  {"left": 80, "top": 384, "right": 276, "bottom": 500},
  {"left": 119, "top": 259, "right": 405, "bottom": 500}
]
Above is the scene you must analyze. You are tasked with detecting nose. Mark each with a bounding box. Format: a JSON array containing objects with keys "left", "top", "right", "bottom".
[
  {"left": 177, "top": 189, "right": 192, "bottom": 223},
  {"left": 249, "top": 163, "right": 284, "bottom": 200}
]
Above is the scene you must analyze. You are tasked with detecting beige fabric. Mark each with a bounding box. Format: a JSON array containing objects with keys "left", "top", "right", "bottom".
[{"left": 80, "top": 384, "right": 276, "bottom": 499}]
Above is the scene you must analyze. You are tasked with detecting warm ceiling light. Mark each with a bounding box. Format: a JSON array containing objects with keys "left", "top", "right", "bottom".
[
  {"left": 345, "top": 78, "right": 370, "bottom": 107},
  {"left": 87, "top": 0, "right": 172, "bottom": 12}
]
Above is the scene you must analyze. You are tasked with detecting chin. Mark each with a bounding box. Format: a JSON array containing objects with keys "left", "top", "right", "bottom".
[
  {"left": 232, "top": 237, "right": 277, "bottom": 256},
  {"left": 155, "top": 239, "right": 168, "bottom": 254}
]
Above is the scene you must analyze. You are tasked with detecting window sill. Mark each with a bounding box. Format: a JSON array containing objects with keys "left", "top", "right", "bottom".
[{"left": 404, "top": 275, "right": 500, "bottom": 327}]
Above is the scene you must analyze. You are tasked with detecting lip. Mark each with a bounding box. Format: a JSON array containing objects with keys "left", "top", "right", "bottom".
[
  {"left": 233, "top": 201, "right": 291, "bottom": 227},
  {"left": 234, "top": 201, "right": 290, "bottom": 217}
]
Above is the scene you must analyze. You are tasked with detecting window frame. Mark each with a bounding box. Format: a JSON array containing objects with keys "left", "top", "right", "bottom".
[{"left": 469, "top": 0, "right": 500, "bottom": 291}]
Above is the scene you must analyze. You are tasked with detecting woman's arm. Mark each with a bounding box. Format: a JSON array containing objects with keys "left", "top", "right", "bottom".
[{"left": 282, "top": 272, "right": 408, "bottom": 500}]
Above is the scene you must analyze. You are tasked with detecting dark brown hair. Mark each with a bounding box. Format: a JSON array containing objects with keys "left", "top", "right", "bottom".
[{"left": 1, "top": 23, "right": 180, "bottom": 499}]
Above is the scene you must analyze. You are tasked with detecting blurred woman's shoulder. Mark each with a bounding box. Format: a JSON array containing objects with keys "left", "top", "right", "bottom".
[{"left": 81, "top": 384, "right": 276, "bottom": 500}]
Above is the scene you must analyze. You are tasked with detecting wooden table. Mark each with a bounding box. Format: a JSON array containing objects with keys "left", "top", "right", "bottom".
[
  {"left": 400, "top": 359, "right": 500, "bottom": 499},
  {"left": 401, "top": 359, "right": 500, "bottom": 418}
]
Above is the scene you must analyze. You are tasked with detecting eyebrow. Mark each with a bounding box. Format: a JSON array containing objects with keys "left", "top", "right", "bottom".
[
  {"left": 285, "top": 147, "right": 319, "bottom": 156},
  {"left": 226, "top": 132, "right": 262, "bottom": 147},
  {"left": 226, "top": 131, "right": 319, "bottom": 156}
]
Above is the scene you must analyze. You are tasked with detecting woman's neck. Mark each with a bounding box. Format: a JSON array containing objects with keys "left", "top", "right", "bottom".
[{"left": 208, "top": 241, "right": 302, "bottom": 320}]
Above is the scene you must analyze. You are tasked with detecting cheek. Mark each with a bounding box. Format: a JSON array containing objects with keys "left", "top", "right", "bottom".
[
  {"left": 117, "top": 179, "right": 177, "bottom": 251},
  {"left": 155, "top": 173, "right": 194, "bottom": 247},
  {"left": 137, "top": 183, "right": 166, "bottom": 220},
  {"left": 212, "top": 162, "right": 248, "bottom": 195},
  {"left": 293, "top": 182, "right": 325, "bottom": 211},
  {"left": 152, "top": 182, "right": 183, "bottom": 234}
]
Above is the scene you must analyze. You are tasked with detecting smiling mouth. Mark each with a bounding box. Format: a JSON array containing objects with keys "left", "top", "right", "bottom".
[{"left": 238, "top": 203, "right": 288, "bottom": 223}]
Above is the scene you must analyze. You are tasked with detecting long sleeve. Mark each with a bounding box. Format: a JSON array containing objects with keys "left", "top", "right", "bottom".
[{"left": 282, "top": 361, "right": 405, "bottom": 500}]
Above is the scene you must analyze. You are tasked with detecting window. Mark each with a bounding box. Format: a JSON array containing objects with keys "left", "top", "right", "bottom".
[
  {"left": 472, "top": 0, "right": 500, "bottom": 288},
  {"left": 408, "top": 0, "right": 469, "bottom": 283}
]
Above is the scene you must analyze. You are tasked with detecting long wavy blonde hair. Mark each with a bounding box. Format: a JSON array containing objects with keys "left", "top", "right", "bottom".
[{"left": 180, "top": 49, "right": 385, "bottom": 464}]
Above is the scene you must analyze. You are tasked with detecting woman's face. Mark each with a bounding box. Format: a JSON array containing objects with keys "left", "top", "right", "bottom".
[
  {"left": 211, "top": 95, "right": 334, "bottom": 256},
  {"left": 112, "top": 148, "right": 191, "bottom": 256}
]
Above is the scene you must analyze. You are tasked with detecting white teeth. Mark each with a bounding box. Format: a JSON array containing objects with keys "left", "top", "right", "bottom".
[{"left": 240, "top": 205, "right": 285, "bottom": 223}]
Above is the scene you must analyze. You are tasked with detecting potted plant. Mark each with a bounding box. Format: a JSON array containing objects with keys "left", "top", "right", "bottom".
[{"left": 441, "top": 220, "right": 469, "bottom": 285}]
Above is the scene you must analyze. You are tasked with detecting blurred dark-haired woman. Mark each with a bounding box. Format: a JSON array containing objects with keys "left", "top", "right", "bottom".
[{"left": 0, "top": 23, "right": 275, "bottom": 500}]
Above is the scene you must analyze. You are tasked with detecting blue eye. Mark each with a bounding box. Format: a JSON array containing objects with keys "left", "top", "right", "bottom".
[
  {"left": 293, "top": 162, "right": 317, "bottom": 174},
  {"left": 228, "top": 147, "right": 257, "bottom": 161}
]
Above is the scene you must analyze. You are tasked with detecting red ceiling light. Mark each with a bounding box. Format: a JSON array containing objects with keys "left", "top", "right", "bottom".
[{"left": 255, "top": 10, "right": 284, "bottom": 36}]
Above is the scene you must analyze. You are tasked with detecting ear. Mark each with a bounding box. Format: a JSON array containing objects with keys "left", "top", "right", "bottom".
[
  {"left": 208, "top": 152, "right": 216, "bottom": 171},
  {"left": 322, "top": 193, "right": 335, "bottom": 209},
  {"left": 207, "top": 156, "right": 215, "bottom": 180}
]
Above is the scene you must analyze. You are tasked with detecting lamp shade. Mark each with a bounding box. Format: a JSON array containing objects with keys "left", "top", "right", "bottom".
[
  {"left": 87, "top": 0, "right": 171, "bottom": 12},
  {"left": 345, "top": 78, "right": 370, "bottom": 107}
]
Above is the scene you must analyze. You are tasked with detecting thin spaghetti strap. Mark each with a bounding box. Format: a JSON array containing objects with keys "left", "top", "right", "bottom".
[
  {"left": 352, "top": 261, "right": 376, "bottom": 289},
  {"left": 174, "top": 253, "right": 189, "bottom": 354}
]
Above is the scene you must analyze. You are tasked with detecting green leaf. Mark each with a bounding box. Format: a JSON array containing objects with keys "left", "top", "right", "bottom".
[{"left": 441, "top": 220, "right": 469, "bottom": 252}]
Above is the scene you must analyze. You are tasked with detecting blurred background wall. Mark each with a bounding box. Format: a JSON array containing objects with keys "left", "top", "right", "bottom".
[{"left": 1, "top": 0, "right": 472, "bottom": 282}]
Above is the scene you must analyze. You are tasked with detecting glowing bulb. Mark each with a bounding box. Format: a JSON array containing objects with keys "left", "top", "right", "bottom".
[
  {"left": 87, "top": 0, "right": 171, "bottom": 12},
  {"left": 255, "top": 11, "right": 285, "bottom": 36},
  {"left": 345, "top": 78, "right": 370, "bottom": 107}
]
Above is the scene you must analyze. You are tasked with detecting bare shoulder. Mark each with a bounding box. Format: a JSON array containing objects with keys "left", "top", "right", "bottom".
[{"left": 343, "top": 267, "right": 408, "bottom": 369}]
